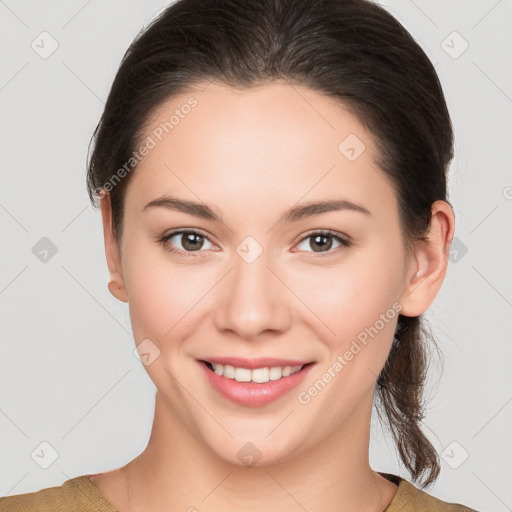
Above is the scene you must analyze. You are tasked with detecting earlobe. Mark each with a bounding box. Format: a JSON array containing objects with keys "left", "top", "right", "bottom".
[
  {"left": 99, "top": 192, "right": 129, "bottom": 303},
  {"left": 399, "top": 200, "right": 455, "bottom": 317},
  {"left": 107, "top": 279, "right": 128, "bottom": 303}
]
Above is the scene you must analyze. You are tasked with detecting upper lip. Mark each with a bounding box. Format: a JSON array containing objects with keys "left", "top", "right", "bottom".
[{"left": 199, "top": 357, "right": 314, "bottom": 369}]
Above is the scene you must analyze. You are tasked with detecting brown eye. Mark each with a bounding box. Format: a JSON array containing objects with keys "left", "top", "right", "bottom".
[
  {"left": 159, "top": 230, "right": 214, "bottom": 256},
  {"left": 179, "top": 232, "right": 205, "bottom": 251},
  {"left": 296, "top": 230, "right": 351, "bottom": 255}
]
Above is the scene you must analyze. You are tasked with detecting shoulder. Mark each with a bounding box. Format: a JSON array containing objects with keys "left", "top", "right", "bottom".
[
  {"left": 381, "top": 473, "right": 481, "bottom": 512},
  {"left": 0, "top": 475, "right": 118, "bottom": 512}
]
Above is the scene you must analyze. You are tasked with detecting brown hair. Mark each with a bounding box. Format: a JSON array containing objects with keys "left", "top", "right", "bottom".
[{"left": 86, "top": 0, "right": 454, "bottom": 488}]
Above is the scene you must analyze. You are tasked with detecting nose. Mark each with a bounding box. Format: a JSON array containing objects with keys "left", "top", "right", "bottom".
[{"left": 212, "top": 248, "right": 292, "bottom": 340}]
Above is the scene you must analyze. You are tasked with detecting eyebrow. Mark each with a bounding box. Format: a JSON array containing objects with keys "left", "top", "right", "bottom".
[{"left": 142, "top": 195, "right": 371, "bottom": 223}]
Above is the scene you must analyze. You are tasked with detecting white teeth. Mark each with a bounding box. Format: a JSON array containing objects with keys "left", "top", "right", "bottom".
[
  {"left": 269, "top": 367, "right": 282, "bottom": 380},
  {"left": 223, "top": 364, "right": 235, "bottom": 379},
  {"left": 209, "top": 362, "right": 304, "bottom": 383},
  {"left": 252, "top": 367, "right": 269, "bottom": 383},
  {"left": 234, "top": 367, "right": 252, "bottom": 382}
]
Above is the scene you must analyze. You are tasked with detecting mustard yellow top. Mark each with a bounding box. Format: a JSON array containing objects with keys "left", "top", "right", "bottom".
[{"left": 0, "top": 472, "right": 479, "bottom": 511}]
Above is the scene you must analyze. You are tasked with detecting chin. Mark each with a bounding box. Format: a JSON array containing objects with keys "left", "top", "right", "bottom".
[{"left": 201, "top": 428, "right": 307, "bottom": 468}]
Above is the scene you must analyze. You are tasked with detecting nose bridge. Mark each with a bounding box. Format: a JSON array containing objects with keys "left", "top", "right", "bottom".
[{"left": 214, "top": 238, "right": 290, "bottom": 338}]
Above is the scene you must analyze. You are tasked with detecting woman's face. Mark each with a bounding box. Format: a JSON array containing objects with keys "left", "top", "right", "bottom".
[{"left": 109, "top": 81, "right": 418, "bottom": 465}]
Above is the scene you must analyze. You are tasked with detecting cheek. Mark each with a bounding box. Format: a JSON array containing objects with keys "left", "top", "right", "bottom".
[
  {"left": 122, "top": 244, "right": 215, "bottom": 342},
  {"left": 291, "top": 248, "right": 404, "bottom": 419},
  {"left": 289, "top": 243, "right": 405, "bottom": 355}
]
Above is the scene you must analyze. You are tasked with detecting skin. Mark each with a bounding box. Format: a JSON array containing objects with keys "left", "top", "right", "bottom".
[{"left": 91, "top": 81, "right": 454, "bottom": 512}]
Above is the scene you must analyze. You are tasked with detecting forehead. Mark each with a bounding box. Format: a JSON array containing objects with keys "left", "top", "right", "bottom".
[{"left": 125, "top": 81, "right": 396, "bottom": 220}]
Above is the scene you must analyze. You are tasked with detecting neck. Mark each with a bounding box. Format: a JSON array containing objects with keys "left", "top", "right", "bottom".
[{"left": 121, "top": 389, "right": 397, "bottom": 512}]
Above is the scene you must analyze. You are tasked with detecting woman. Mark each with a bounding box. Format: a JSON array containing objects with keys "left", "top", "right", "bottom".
[{"left": 1, "top": 0, "right": 480, "bottom": 510}]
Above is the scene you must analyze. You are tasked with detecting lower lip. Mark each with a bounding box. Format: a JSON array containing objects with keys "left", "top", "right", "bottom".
[{"left": 198, "top": 360, "right": 315, "bottom": 407}]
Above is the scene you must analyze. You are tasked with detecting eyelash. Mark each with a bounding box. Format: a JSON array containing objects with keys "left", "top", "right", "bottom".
[{"left": 157, "top": 229, "right": 352, "bottom": 259}]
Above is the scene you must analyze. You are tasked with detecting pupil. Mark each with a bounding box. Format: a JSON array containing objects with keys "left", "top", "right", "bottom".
[
  {"left": 312, "top": 234, "right": 332, "bottom": 252},
  {"left": 183, "top": 233, "right": 202, "bottom": 251}
]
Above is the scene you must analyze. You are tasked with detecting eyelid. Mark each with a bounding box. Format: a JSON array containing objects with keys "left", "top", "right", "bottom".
[{"left": 292, "top": 228, "right": 352, "bottom": 247}]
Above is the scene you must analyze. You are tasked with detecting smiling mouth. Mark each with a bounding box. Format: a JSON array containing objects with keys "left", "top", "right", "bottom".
[{"left": 200, "top": 360, "right": 314, "bottom": 384}]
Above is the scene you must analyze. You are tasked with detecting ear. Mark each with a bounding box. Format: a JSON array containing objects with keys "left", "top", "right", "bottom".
[
  {"left": 99, "top": 192, "right": 128, "bottom": 303},
  {"left": 399, "top": 200, "right": 455, "bottom": 317}
]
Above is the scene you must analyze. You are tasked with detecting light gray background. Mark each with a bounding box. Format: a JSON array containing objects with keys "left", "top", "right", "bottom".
[{"left": 1, "top": 1, "right": 511, "bottom": 510}]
